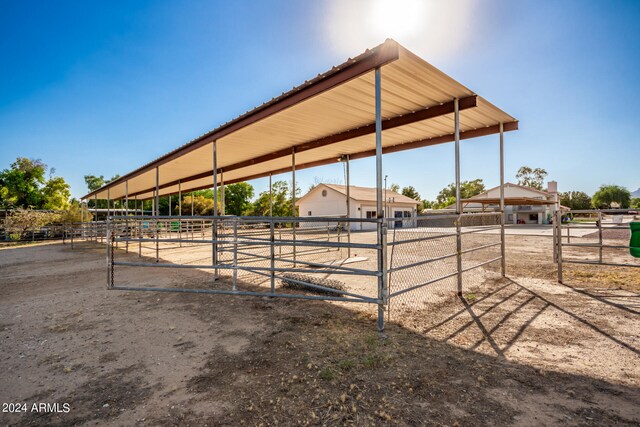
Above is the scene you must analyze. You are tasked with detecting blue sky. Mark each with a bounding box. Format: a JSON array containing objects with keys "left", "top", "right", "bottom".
[{"left": 1, "top": 0, "right": 639, "bottom": 200}]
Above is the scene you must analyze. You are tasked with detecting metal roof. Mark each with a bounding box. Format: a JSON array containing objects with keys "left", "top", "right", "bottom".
[{"left": 82, "top": 39, "right": 518, "bottom": 201}]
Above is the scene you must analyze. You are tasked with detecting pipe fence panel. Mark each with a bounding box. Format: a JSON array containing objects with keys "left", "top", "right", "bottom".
[
  {"left": 554, "top": 209, "right": 640, "bottom": 283},
  {"left": 106, "top": 216, "right": 382, "bottom": 304},
  {"left": 387, "top": 212, "right": 503, "bottom": 309},
  {"left": 59, "top": 211, "right": 509, "bottom": 331}
]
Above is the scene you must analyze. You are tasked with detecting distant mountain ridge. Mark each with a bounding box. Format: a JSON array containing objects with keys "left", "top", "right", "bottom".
[{"left": 633, "top": 188, "right": 640, "bottom": 198}]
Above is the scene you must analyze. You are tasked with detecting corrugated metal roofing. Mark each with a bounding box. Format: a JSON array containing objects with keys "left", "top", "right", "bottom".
[{"left": 82, "top": 39, "right": 518, "bottom": 201}]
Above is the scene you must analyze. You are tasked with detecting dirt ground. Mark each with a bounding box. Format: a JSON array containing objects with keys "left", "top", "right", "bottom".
[{"left": 1, "top": 232, "right": 639, "bottom": 426}]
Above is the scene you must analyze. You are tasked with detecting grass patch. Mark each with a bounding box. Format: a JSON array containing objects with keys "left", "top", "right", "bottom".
[
  {"left": 337, "top": 359, "right": 355, "bottom": 371},
  {"left": 319, "top": 367, "right": 335, "bottom": 381},
  {"left": 361, "top": 354, "right": 384, "bottom": 369}
]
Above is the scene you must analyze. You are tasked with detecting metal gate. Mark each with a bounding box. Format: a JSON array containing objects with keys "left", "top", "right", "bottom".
[{"left": 554, "top": 209, "right": 640, "bottom": 283}]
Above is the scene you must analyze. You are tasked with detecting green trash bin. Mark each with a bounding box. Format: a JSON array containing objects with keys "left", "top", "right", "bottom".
[{"left": 630, "top": 222, "right": 640, "bottom": 258}]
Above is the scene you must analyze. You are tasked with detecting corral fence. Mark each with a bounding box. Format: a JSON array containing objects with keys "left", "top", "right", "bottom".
[
  {"left": 1, "top": 220, "right": 70, "bottom": 243},
  {"left": 553, "top": 209, "right": 640, "bottom": 283},
  {"left": 92, "top": 211, "right": 504, "bottom": 331}
]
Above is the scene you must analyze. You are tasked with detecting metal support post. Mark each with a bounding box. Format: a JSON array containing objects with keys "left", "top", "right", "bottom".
[
  {"left": 557, "top": 210, "right": 563, "bottom": 283},
  {"left": 269, "top": 173, "right": 273, "bottom": 217},
  {"left": 346, "top": 154, "right": 351, "bottom": 258},
  {"left": 106, "top": 217, "right": 111, "bottom": 288},
  {"left": 233, "top": 218, "right": 238, "bottom": 291},
  {"left": 454, "top": 98, "right": 463, "bottom": 296},
  {"left": 138, "top": 197, "right": 142, "bottom": 257},
  {"left": 125, "top": 180, "right": 129, "bottom": 253},
  {"left": 292, "top": 148, "right": 297, "bottom": 267},
  {"left": 553, "top": 209, "right": 558, "bottom": 263},
  {"left": 375, "top": 67, "right": 387, "bottom": 334},
  {"left": 499, "top": 122, "right": 506, "bottom": 276},
  {"left": 178, "top": 180, "right": 182, "bottom": 247},
  {"left": 270, "top": 220, "right": 275, "bottom": 293},
  {"left": 190, "top": 191, "right": 194, "bottom": 239},
  {"left": 155, "top": 167, "right": 159, "bottom": 263},
  {"left": 213, "top": 141, "right": 218, "bottom": 279},
  {"left": 94, "top": 194, "right": 98, "bottom": 242},
  {"left": 598, "top": 211, "right": 603, "bottom": 263},
  {"left": 221, "top": 170, "right": 225, "bottom": 216}
]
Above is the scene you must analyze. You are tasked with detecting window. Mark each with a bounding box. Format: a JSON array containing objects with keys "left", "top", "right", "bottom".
[
  {"left": 321, "top": 189, "right": 327, "bottom": 197},
  {"left": 366, "top": 211, "right": 376, "bottom": 219},
  {"left": 403, "top": 211, "right": 411, "bottom": 218},
  {"left": 308, "top": 211, "right": 312, "bottom": 216},
  {"left": 529, "top": 214, "right": 538, "bottom": 221}
]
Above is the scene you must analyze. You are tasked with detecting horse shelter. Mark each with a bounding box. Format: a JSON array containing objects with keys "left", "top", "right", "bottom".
[{"left": 80, "top": 39, "right": 518, "bottom": 332}]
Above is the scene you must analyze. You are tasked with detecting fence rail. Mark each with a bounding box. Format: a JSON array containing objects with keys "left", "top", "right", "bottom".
[
  {"left": 554, "top": 209, "right": 640, "bottom": 283},
  {"left": 56, "top": 211, "right": 508, "bottom": 331}
]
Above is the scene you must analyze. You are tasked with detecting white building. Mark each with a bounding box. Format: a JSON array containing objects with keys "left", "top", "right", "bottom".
[
  {"left": 455, "top": 181, "right": 561, "bottom": 224},
  {"left": 296, "top": 184, "right": 420, "bottom": 230}
]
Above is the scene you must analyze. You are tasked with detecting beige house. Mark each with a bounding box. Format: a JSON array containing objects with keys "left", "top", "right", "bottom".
[
  {"left": 455, "top": 181, "right": 560, "bottom": 224},
  {"left": 296, "top": 184, "right": 420, "bottom": 230}
]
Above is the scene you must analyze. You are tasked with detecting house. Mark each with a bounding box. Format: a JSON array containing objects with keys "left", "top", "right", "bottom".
[
  {"left": 296, "top": 184, "right": 420, "bottom": 230},
  {"left": 452, "top": 181, "right": 561, "bottom": 225}
]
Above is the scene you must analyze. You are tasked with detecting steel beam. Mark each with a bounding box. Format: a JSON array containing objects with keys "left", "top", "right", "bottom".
[
  {"left": 346, "top": 154, "right": 351, "bottom": 258},
  {"left": 499, "top": 122, "right": 506, "bottom": 276},
  {"left": 213, "top": 141, "right": 218, "bottom": 278},
  {"left": 375, "top": 67, "right": 387, "bottom": 334},
  {"left": 292, "top": 148, "right": 297, "bottom": 266},
  {"left": 454, "top": 98, "right": 463, "bottom": 296}
]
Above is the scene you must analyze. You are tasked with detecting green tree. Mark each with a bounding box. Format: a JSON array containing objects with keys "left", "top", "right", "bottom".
[
  {"left": 83, "top": 174, "right": 121, "bottom": 208},
  {"left": 389, "top": 183, "right": 400, "bottom": 193},
  {"left": 59, "top": 199, "right": 92, "bottom": 223},
  {"left": 224, "top": 182, "right": 254, "bottom": 215},
  {"left": 592, "top": 185, "right": 631, "bottom": 209},
  {"left": 0, "top": 158, "right": 47, "bottom": 208},
  {"left": 516, "top": 166, "right": 548, "bottom": 190},
  {"left": 401, "top": 186, "right": 422, "bottom": 212},
  {"left": 559, "top": 191, "right": 591, "bottom": 210},
  {"left": 178, "top": 195, "right": 218, "bottom": 215},
  {"left": 421, "top": 200, "right": 434, "bottom": 211},
  {"left": 84, "top": 175, "right": 105, "bottom": 192},
  {"left": 631, "top": 198, "right": 640, "bottom": 209},
  {"left": 249, "top": 180, "right": 296, "bottom": 217},
  {"left": 401, "top": 186, "right": 420, "bottom": 201},
  {"left": 4, "top": 209, "right": 59, "bottom": 239},
  {"left": 42, "top": 176, "right": 71, "bottom": 210},
  {"left": 434, "top": 179, "right": 485, "bottom": 209}
]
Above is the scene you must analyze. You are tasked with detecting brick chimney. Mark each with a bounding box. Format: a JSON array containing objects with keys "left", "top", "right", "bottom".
[{"left": 547, "top": 181, "right": 559, "bottom": 210}]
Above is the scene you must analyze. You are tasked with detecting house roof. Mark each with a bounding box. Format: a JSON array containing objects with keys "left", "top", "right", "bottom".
[
  {"left": 470, "top": 182, "right": 554, "bottom": 199},
  {"left": 460, "top": 197, "right": 555, "bottom": 206},
  {"left": 442, "top": 182, "right": 560, "bottom": 209},
  {"left": 81, "top": 39, "right": 517, "bottom": 202},
  {"left": 297, "top": 184, "right": 420, "bottom": 205}
]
